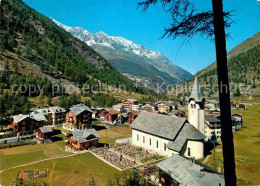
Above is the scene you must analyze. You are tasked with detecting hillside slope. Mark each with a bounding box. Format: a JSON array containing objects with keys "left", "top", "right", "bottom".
[
  {"left": 52, "top": 19, "right": 192, "bottom": 89},
  {"left": 0, "top": 0, "right": 145, "bottom": 94},
  {"left": 178, "top": 32, "right": 260, "bottom": 98}
]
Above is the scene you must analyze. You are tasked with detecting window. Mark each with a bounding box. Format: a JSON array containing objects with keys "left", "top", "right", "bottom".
[
  {"left": 156, "top": 140, "right": 159, "bottom": 148},
  {"left": 188, "top": 148, "right": 191, "bottom": 156},
  {"left": 149, "top": 138, "right": 151, "bottom": 146},
  {"left": 191, "top": 104, "right": 193, "bottom": 108},
  {"left": 164, "top": 143, "right": 166, "bottom": 151},
  {"left": 143, "top": 136, "right": 145, "bottom": 143},
  {"left": 137, "top": 134, "right": 139, "bottom": 141}
]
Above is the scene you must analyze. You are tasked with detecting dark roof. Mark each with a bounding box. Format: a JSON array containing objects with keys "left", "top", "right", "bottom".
[
  {"left": 39, "top": 126, "right": 53, "bottom": 133},
  {"left": 72, "top": 129, "right": 101, "bottom": 143},
  {"left": 167, "top": 124, "right": 205, "bottom": 152},
  {"left": 157, "top": 155, "right": 224, "bottom": 186},
  {"left": 130, "top": 112, "right": 186, "bottom": 140},
  {"left": 70, "top": 103, "right": 92, "bottom": 116},
  {"left": 205, "top": 115, "right": 221, "bottom": 123}
]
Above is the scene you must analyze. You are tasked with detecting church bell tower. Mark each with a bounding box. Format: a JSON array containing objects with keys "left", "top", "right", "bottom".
[{"left": 188, "top": 76, "right": 205, "bottom": 134}]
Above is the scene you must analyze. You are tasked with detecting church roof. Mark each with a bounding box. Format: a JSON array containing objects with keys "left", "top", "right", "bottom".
[
  {"left": 130, "top": 112, "right": 186, "bottom": 141},
  {"left": 166, "top": 124, "right": 205, "bottom": 152},
  {"left": 189, "top": 76, "right": 203, "bottom": 102},
  {"left": 157, "top": 155, "right": 224, "bottom": 186}
]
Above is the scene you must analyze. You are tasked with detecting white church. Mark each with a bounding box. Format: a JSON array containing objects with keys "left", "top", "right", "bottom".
[{"left": 131, "top": 76, "right": 206, "bottom": 159}]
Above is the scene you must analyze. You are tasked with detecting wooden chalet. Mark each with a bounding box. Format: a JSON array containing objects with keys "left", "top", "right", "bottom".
[
  {"left": 128, "top": 111, "right": 141, "bottom": 124},
  {"left": 66, "top": 129, "right": 101, "bottom": 151},
  {"left": 38, "top": 126, "right": 53, "bottom": 139},
  {"left": 64, "top": 103, "right": 92, "bottom": 131},
  {"left": 104, "top": 108, "right": 121, "bottom": 124},
  {"left": 175, "top": 99, "right": 184, "bottom": 106},
  {"left": 176, "top": 111, "right": 186, "bottom": 117},
  {"left": 10, "top": 113, "right": 46, "bottom": 139}
]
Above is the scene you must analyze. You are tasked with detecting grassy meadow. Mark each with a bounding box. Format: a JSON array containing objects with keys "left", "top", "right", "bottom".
[{"left": 202, "top": 100, "right": 260, "bottom": 185}]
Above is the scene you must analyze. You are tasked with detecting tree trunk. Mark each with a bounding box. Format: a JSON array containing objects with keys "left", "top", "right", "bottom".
[{"left": 212, "top": 0, "right": 237, "bottom": 185}]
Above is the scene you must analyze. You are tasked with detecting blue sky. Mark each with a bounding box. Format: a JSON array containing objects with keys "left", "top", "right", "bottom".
[{"left": 23, "top": 0, "right": 260, "bottom": 74}]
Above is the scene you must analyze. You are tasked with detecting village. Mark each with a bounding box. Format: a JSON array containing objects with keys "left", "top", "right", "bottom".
[{"left": 0, "top": 77, "right": 248, "bottom": 185}]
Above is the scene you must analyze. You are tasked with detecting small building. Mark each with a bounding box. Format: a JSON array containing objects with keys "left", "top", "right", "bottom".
[
  {"left": 128, "top": 111, "right": 141, "bottom": 124},
  {"left": 98, "top": 108, "right": 107, "bottom": 118},
  {"left": 141, "top": 102, "right": 157, "bottom": 111},
  {"left": 238, "top": 103, "right": 246, "bottom": 110},
  {"left": 176, "top": 111, "right": 186, "bottom": 117},
  {"left": 157, "top": 155, "right": 224, "bottom": 186},
  {"left": 232, "top": 113, "right": 243, "bottom": 131},
  {"left": 104, "top": 108, "right": 121, "bottom": 124},
  {"left": 175, "top": 99, "right": 184, "bottom": 106},
  {"left": 66, "top": 129, "right": 101, "bottom": 151},
  {"left": 113, "top": 103, "right": 127, "bottom": 113},
  {"left": 122, "top": 99, "right": 139, "bottom": 111},
  {"left": 157, "top": 101, "right": 178, "bottom": 113},
  {"left": 64, "top": 103, "right": 92, "bottom": 131},
  {"left": 38, "top": 126, "right": 53, "bottom": 139},
  {"left": 204, "top": 115, "right": 222, "bottom": 141}
]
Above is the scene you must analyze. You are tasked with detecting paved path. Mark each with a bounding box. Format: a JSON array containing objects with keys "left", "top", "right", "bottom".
[{"left": 0, "top": 154, "right": 77, "bottom": 174}]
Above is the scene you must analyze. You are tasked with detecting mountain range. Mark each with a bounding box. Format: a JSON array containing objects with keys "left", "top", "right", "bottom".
[{"left": 51, "top": 19, "right": 192, "bottom": 90}]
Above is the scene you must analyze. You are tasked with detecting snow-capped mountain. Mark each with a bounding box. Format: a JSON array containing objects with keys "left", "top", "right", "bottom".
[{"left": 52, "top": 19, "right": 192, "bottom": 89}]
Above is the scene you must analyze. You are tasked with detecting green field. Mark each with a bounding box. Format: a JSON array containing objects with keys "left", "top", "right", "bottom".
[
  {"left": 202, "top": 101, "right": 260, "bottom": 185},
  {"left": 0, "top": 126, "right": 131, "bottom": 185},
  {"left": 0, "top": 152, "right": 119, "bottom": 186}
]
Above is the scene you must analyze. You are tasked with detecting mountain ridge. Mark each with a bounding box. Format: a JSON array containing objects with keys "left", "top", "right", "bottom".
[{"left": 51, "top": 19, "right": 193, "bottom": 90}]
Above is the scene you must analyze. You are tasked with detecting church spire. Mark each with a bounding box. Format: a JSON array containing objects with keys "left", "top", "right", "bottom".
[{"left": 190, "top": 76, "right": 203, "bottom": 101}]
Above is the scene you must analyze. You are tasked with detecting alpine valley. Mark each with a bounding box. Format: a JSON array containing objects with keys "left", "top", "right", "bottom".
[{"left": 52, "top": 19, "right": 192, "bottom": 90}]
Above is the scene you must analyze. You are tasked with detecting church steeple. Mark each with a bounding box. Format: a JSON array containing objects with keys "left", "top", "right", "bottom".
[
  {"left": 188, "top": 76, "right": 205, "bottom": 135},
  {"left": 190, "top": 76, "right": 203, "bottom": 102}
]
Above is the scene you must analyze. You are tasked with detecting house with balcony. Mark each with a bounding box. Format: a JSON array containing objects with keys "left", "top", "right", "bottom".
[
  {"left": 66, "top": 129, "right": 100, "bottom": 152},
  {"left": 64, "top": 103, "right": 92, "bottom": 131}
]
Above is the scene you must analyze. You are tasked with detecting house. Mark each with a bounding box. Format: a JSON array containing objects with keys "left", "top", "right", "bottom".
[
  {"left": 122, "top": 99, "right": 139, "bottom": 111},
  {"left": 230, "top": 100, "right": 237, "bottom": 108},
  {"left": 205, "top": 100, "right": 219, "bottom": 110},
  {"left": 37, "top": 126, "right": 53, "bottom": 139},
  {"left": 37, "top": 126, "right": 53, "bottom": 144},
  {"left": 113, "top": 103, "right": 127, "bottom": 113},
  {"left": 104, "top": 108, "right": 121, "bottom": 124},
  {"left": 175, "top": 99, "right": 184, "bottom": 106},
  {"left": 157, "top": 155, "right": 224, "bottom": 186},
  {"left": 9, "top": 112, "right": 46, "bottom": 142},
  {"left": 204, "top": 115, "right": 222, "bottom": 141},
  {"left": 49, "top": 106, "right": 66, "bottom": 126},
  {"left": 64, "top": 103, "right": 92, "bottom": 131},
  {"left": 157, "top": 101, "right": 178, "bottom": 113},
  {"left": 66, "top": 129, "right": 101, "bottom": 151},
  {"left": 128, "top": 111, "right": 141, "bottom": 124},
  {"left": 176, "top": 111, "right": 186, "bottom": 117},
  {"left": 238, "top": 103, "right": 246, "bottom": 110},
  {"left": 232, "top": 113, "right": 243, "bottom": 131},
  {"left": 98, "top": 109, "right": 107, "bottom": 118},
  {"left": 141, "top": 102, "right": 157, "bottom": 111},
  {"left": 130, "top": 112, "right": 205, "bottom": 159}
]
